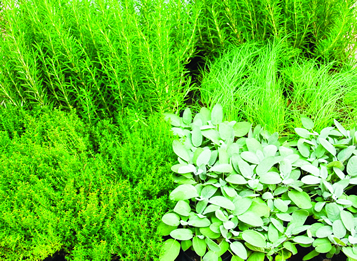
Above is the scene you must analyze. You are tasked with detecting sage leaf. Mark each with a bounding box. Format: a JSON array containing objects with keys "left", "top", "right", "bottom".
[
  {"left": 209, "top": 164, "right": 233, "bottom": 173},
  {"left": 295, "top": 128, "right": 312, "bottom": 139},
  {"left": 192, "top": 124, "right": 203, "bottom": 147},
  {"left": 314, "top": 202, "right": 325, "bottom": 212},
  {"left": 170, "top": 184, "right": 198, "bottom": 201},
  {"left": 342, "top": 247, "right": 357, "bottom": 259},
  {"left": 340, "top": 210, "right": 354, "bottom": 231},
  {"left": 226, "top": 174, "right": 247, "bottom": 184},
  {"left": 256, "top": 157, "right": 280, "bottom": 175},
  {"left": 246, "top": 138, "right": 262, "bottom": 153},
  {"left": 216, "top": 240, "right": 229, "bottom": 257},
  {"left": 247, "top": 252, "right": 265, "bottom": 261},
  {"left": 173, "top": 140, "right": 190, "bottom": 162},
  {"left": 196, "top": 149, "right": 212, "bottom": 167},
  {"left": 174, "top": 201, "right": 191, "bottom": 216},
  {"left": 303, "top": 250, "right": 319, "bottom": 260},
  {"left": 271, "top": 217, "right": 285, "bottom": 233},
  {"left": 333, "top": 220, "right": 346, "bottom": 239},
  {"left": 203, "top": 251, "right": 219, "bottom": 261},
  {"left": 205, "top": 238, "right": 221, "bottom": 252},
  {"left": 288, "top": 190, "right": 312, "bottom": 209},
  {"left": 263, "top": 145, "right": 278, "bottom": 157},
  {"left": 188, "top": 216, "right": 211, "bottom": 228},
  {"left": 238, "top": 211, "right": 263, "bottom": 227},
  {"left": 292, "top": 210, "right": 309, "bottom": 227},
  {"left": 316, "top": 226, "right": 332, "bottom": 238},
  {"left": 315, "top": 241, "right": 332, "bottom": 253},
  {"left": 268, "top": 223, "right": 279, "bottom": 243},
  {"left": 200, "top": 227, "right": 220, "bottom": 239},
  {"left": 347, "top": 156, "right": 357, "bottom": 176},
  {"left": 157, "top": 221, "right": 177, "bottom": 236},
  {"left": 242, "top": 230, "right": 267, "bottom": 248},
  {"left": 181, "top": 240, "right": 192, "bottom": 251},
  {"left": 211, "top": 104, "right": 223, "bottom": 125},
  {"left": 224, "top": 221, "right": 235, "bottom": 230},
  {"left": 259, "top": 172, "right": 282, "bottom": 184},
  {"left": 164, "top": 113, "right": 181, "bottom": 127},
  {"left": 233, "top": 122, "right": 251, "bottom": 137},
  {"left": 170, "top": 228, "right": 193, "bottom": 241},
  {"left": 193, "top": 237, "right": 207, "bottom": 257},
  {"left": 203, "top": 204, "right": 220, "bottom": 215},
  {"left": 274, "top": 198, "right": 288, "bottom": 212},
  {"left": 319, "top": 138, "right": 336, "bottom": 156},
  {"left": 293, "top": 236, "right": 314, "bottom": 244},
  {"left": 233, "top": 197, "right": 252, "bottom": 215},
  {"left": 301, "top": 115, "right": 314, "bottom": 129},
  {"left": 209, "top": 196, "right": 235, "bottom": 210},
  {"left": 297, "top": 139, "right": 310, "bottom": 157},
  {"left": 238, "top": 158, "right": 253, "bottom": 178},
  {"left": 230, "top": 242, "right": 247, "bottom": 260},
  {"left": 301, "top": 175, "right": 321, "bottom": 185},
  {"left": 301, "top": 165, "right": 320, "bottom": 176},
  {"left": 162, "top": 213, "right": 180, "bottom": 226},
  {"left": 241, "top": 151, "right": 260, "bottom": 164},
  {"left": 215, "top": 209, "right": 228, "bottom": 222},
  {"left": 159, "top": 239, "right": 180, "bottom": 261},
  {"left": 178, "top": 164, "right": 196, "bottom": 174},
  {"left": 202, "top": 130, "right": 220, "bottom": 145},
  {"left": 219, "top": 122, "right": 233, "bottom": 141},
  {"left": 334, "top": 120, "right": 347, "bottom": 137},
  {"left": 201, "top": 185, "right": 218, "bottom": 199}
]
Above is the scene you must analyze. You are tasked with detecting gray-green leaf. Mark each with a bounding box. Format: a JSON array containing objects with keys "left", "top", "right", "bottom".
[
  {"left": 170, "top": 228, "right": 193, "bottom": 241},
  {"left": 162, "top": 213, "right": 180, "bottom": 226},
  {"left": 301, "top": 115, "right": 314, "bottom": 130},
  {"left": 288, "top": 190, "right": 312, "bottom": 209},
  {"left": 159, "top": 239, "right": 180, "bottom": 261},
  {"left": 174, "top": 201, "right": 191, "bottom": 216},
  {"left": 242, "top": 230, "right": 267, "bottom": 248},
  {"left": 209, "top": 196, "right": 235, "bottom": 210},
  {"left": 173, "top": 140, "right": 190, "bottom": 162},
  {"left": 238, "top": 211, "right": 263, "bottom": 227},
  {"left": 170, "top": 184, "right": 198, "bottom": 201},
  {"left": 347, "top": 156, "right": 357, "bottom": 176},
  {"left": 211, "top": 104, "right": 223, "bottom": 125},
  {"left": 233, "top": 122, "right": 251, "bottom": 137},
  {"left": 319, "top": 138, "right": 336, "bottom": 156},
  {"left": 193, "top": 237, "right": 207, "bottom": 257},
  {"left": 230, "top": 242, "right": 247, "bottom": 260}
]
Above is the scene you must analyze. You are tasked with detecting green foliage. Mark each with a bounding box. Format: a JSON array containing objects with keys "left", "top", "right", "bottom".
[
  {"left": 193, "top": 0, "right": 357, "bottom": 64},
  {"left": 0, "top": 0, "right": 199, "bottom": 121},
  {"left": 199, "top": 42, "right": 357, "bottom": 135},
  {"left": 161, "top": 104, "right": 357, "bottom": 261},
  {"left": 0, "top": 106, "right": 176, "bottom": 260}
]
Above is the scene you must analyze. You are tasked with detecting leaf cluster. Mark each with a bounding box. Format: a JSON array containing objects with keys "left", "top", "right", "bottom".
[{"left": 160, "top": 104, "right": 357, "bottom": 261}]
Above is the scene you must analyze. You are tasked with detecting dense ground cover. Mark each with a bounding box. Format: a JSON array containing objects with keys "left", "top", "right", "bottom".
[{"left": 0, "top": 0, "right": 356, "bottom": 260}]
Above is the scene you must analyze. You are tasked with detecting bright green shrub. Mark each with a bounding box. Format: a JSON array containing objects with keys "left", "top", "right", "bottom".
[{"left": 0, "top": 106, "right": 176, "bottom": 260}]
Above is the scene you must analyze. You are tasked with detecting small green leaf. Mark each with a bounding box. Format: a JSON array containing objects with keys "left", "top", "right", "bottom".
[
  {"left": 316, "top": 226, "right": 332, "bottom": 238},
  {"left": 268, "top": 223, "right": 279, "bottom": 243},
  {"left": 173, "top": 140, "right": 190, "bottom": 162},
  {"left": 301, "top": 175, "right": 321, "bottom": 184},
  {"left": 202, "top": 130, "right": 220, "bottom": 145},
  {"left": 162, "top": 213, "right": 180, "bottom": 226},
  {"left": 238, "top": 158, "right": 253, "bottom": 178},
  {"left": 192, "top": 124, "right": 203, "bottom": 147},
  {"left": 319, "top": 138, "right": 336, "bottom": 156},
  {"left": 170, "top": 228, "right": 193, "bottom": 241},
  {"left": 183, "top": 108, "right": 192, "bottom": 125},
  {"left": 347, "top": 156, "right": 357, "bottom": 176},
  {"left": 326, "top": 203, "right": 340, "bottom": 222},
  {"left": 157, "top": 221, "right": 177, "bottom": 236},
  {"left": 200, "top": 227, "right": 221, "bottom": 239},
  {"left": 233, "top": 122, "right": 251, "bottom": 137},
  {"left": 215, "top": 209, "right": 228, "bottom": 222},
  {"left": 274, "top": 198, "right": 288, "bottom": 212},
  {"left": 181, "top": 240, "right": 192, "bottom": 251},
  {"left": 283, "top": 242, "right": 298, "bottom": 255},
  {"left": 246, "top": 138, "right": 262, "bottom": 153},
  {"left": 334, "top": 120, "right": 347, "bottom": 137},
  {"left": 242, "top": 230, "right": 267, "bottom": 248},
  {"left": 230, "top": 242, "right": 247, "bottom": 260},
  {"left": 188, "top": 216, "right": 211, "bottom": 228},
  {"left": 288, "top": 190, "right": 312, "bottom": 209},
  {"left": 333, "top": 220, "right": 346, "bottom": 239},
  {"left": 302, "top": 250, "right": 319, "bottom": 260},
  {"left": 159, "top": 239, "right": 180, "bottom": 261},
  {"left": 240, "top": 151, "right": 260, "bottom": 164},
  {"left": 170, "top": 184, "right": 198, "bottom": 201},
  {"left": 164, "top": 113, "right": 181, "bottom": 127},
  {"left": 203, "top": 251, "right": 219, "bottom": 261},
  {"left": 233, "top": 197, "right": 252, "bottom": 215},
  {"left": 293, "top": 236, "right": 314, "bottom": 244},
  {"left": 342, "top": 247, "right": 357, "bottom": 259},
  {"left": 297, "top": 139, "right": 310, "bottom": 158},
  {"left": 201, "top": 185, "right": 218, "bottom": 199},
  {"left": 301, "top": 165, "right": 320, "bottom": 176},
  {"left": 295, "top": 128, "right": 312, "bottom": 139},
  {"left": 193, "top": 236, "right": 207, "bottom": 256},
  {"left": 301, "top": 115, "right": 314, "bottom": 129},
  {"left": 247, "top": 252, "right": 265, "bottom": 261},
  {"left": 256, "top": 157, "right": 280, "bottom": 175},
  {"left": 205, "top": 238, "right": 221, "bottom": 252},
  {"left": 211, "top": 104, "right": 223, "bottom": 125},
  {"left": 340, "top": 210, "right": 354, "bottom": 231},
  {"left": 219, "top": 122, "right": 233, "bottom": 140},
  {"left": 238, "top": 211, "right": 264, "bottom": 227},
  {"left": 209, "top": 196, "right": 235, "bottom": 210},
  {"left": 259, "top": 172, "right": 282, "bottom": 184},
  {"left": 174, "top": 201, "right": 191, "bottom": 216},
  {"left": 209, "top": 164, "right": 233, "bottom": 173},
  {"left": 226, "top": 174, "right": 247, "bottom": 185}
]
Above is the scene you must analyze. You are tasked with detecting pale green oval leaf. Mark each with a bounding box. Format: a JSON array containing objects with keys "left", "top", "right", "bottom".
[
  {"left": 242, "top": 230, "right": 267, "bottom": 248},
  {"left": 193, "top": 236, "right": 207, "bottom": 257},
  {"left": 174, "top": 200, "right": 191, "bottom": 216},
  {"left": 159, "top": 239, "right": 180, "bottom": 261},
  {"left": 209, "top": 196, "right": 235, "bottom": 210},
  {"left": 162, "top": 213, "right": 180, "bottom": 226},
  {"left": 170, "top": 184, "right": 198, "bottom": 201},
  {"left": 170, "top": 228, "right": 193, "bottom": 241},
  {"left": 238, "top": 211, "right": 263, "bottom": 227},
  {"left": 233, "top": 122, "right": 251, "bottom": 137},
  {"left": 230, "top": 242, "right": 247, "bottom": 260},
  {"left": 301, "top": 115, "right": 314, "bottom": 130},
  {"left": 192, "top": 124, "right": 203, "bottom": 147},
  {"left": 288, "top": 190, "right": 312, "bottom": 209},
  {"left": 173, "top": 140, "right": 190, "bottom": 162},
  {"left": 226, "top": 174, "right": 247, "bottom": 184},
  {"left": 319, "top": 138, "right": 336, "bottom": 156},
  {"left": 209, "top": 164, "right": 233, "bottom": 173},
  {"left": 211, "top": 104, "right": 223, "bottom": 125},
  {"left": 347, "top": 156, "right": 357, "bottom": 176}
]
